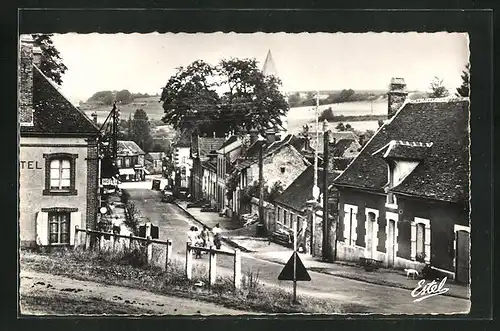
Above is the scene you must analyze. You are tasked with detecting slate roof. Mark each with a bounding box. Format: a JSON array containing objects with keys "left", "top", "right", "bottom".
[
  {"left": 117, "top": 140, "right": 145, "bottom": 156},
  {"left": 274, "top": 166, "right": 336, "bottom": 213},
  {"left": 373, "top": 140, "right": 432, "bottom": 160},
  {"left": 334, "top": 98, "right": 469, "bottom": 203},
  {"left": 20, "top": 66, "right": 99, "bottom": 136},
  {"left": 219, "top": 135, "right": 239, "bottom": 150}
]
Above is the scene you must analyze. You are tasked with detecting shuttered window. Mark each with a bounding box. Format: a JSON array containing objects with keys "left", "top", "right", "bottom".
[{"left": 48, "top": 212, "right": 70, "bottom": 244}]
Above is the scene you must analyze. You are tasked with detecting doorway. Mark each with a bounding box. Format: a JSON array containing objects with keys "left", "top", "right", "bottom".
[
  {"left": 455, "top": 229, "right": 470, "bottom": 284},
  {"left": 366, "top": 211, "right": 378, "bottom": 259},
  {"left": 387, "top": 219, "right": 396, "bottom": 267}
]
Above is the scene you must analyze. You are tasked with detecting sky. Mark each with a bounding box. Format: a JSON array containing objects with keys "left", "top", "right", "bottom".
[{"left": 49, "top": 32, "right": 469, "bottom": 104}]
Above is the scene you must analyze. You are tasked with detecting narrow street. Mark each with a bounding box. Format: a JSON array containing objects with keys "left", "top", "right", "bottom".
[{"left": 128, "top": 187, "right": 470, "bottom": 314}]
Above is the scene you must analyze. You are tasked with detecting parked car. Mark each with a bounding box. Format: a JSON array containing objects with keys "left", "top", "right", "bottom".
[
  {"left": 173, "top": 187, "right": 190, "bottom": 200},
  {"left": 161, "top": 189, "right": 174, "bottom": 202}
]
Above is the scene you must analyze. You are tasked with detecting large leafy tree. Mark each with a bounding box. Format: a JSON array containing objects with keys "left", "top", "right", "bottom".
[
  {"left": 428, "top": 76, "right": 450, "bottom": 98},
  {"left": 130, "top": 109, "right": 153, "bottom": 152},
  {"left": 160, "top": 58, "right": 289, "bottom": 136},
  {"left": 32, "top": 34, "right": 67, "bottom": 86},
  {"left": 456, "top": 63, "right": 470, "bottom": 97}
]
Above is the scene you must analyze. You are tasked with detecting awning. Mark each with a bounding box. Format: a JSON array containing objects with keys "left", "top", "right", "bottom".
[
  {"left": 119, "top": 168, "right": 136, "bottom": 175},
  {"left": 143, "top": 168, "right": 151, "bottom": 175}
]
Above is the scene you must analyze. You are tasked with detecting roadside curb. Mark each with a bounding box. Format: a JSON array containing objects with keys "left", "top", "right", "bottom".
[
  {"left": 255, "top": 255, "right": 469, "bottom": 301},
  {"left": 172, "top": 201, "right": 254, "bottom": 253}
]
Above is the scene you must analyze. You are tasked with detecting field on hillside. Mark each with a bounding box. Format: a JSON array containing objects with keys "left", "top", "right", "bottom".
[{"left": 82, "top": 96, "right": 389, "bottom": 135}]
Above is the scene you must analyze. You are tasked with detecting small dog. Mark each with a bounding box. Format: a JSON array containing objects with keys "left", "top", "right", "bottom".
[{"left": 404, "top": 268, "right": 420, "bottom": 279}]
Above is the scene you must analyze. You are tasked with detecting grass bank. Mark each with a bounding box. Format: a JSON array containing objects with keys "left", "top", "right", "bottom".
[{"left": 20, "top": 249, "right": 370, "bottom": 314}]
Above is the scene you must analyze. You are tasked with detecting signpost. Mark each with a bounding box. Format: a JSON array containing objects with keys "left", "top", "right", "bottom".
[{"left": 278, "top": 219, "right": 311, "bottom": 303}]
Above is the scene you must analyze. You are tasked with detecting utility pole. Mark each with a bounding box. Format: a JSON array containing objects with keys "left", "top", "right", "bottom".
[
  {"left": 112, "top": 102, "right": 118, "bottom": 160},
  {"left": 322, "top": 120, "right": 330, "bottom": 261},
  {"left": 313, "top": 91, "right": 320, "bottom": 201},
  {"left": 258, "top": 139, "right": 265, "bottom": 235}
]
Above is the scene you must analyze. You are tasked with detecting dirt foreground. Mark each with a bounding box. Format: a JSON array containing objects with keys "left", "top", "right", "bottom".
[{"left": 19, "top": 270, "right": 252, "bottom": 316}]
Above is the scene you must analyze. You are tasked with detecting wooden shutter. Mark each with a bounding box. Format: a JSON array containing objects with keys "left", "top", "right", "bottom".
[
  {"left": 36, "top": 211, "right": 49, "bottom": 246},
  {"left": 69, "top": 211, "right": 82, "bottom": 245}
]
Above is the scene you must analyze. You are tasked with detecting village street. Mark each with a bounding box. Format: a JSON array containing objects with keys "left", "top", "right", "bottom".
[{"left": 128, "top": 187, "right": 470, "bottom": 315}]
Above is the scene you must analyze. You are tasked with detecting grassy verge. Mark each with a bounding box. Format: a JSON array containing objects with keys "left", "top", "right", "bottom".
[{"left": 20, "top": 248, "right": 371, "bottom": 314}]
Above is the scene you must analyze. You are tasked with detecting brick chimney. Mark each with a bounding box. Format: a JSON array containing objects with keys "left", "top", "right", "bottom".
[
  {"left": 19, "top": 35, "right": 34, "bottom": 126},
  {"left": 265, "top": 128, "right": 278, "bottom": 144},
  {"left": 91, "top": 112, "right": 98, "bottom": 124},
  {"left": 387, "top": 77, "right": 408, "bottom": 119}
]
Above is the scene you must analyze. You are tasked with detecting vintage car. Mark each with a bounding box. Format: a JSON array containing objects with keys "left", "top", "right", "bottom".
[{"left": 161, "top": 189, "right": 175, "bottom": 202}]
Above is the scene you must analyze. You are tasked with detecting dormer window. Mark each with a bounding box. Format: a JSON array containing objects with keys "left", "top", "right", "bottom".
[{"left": 280, "top": 166, "right": 286, "bottom": 174}]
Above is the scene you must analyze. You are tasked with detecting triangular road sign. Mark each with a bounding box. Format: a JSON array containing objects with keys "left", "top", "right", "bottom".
[{"left": 278, "top": 251, "right": 311, "bottom": 281}]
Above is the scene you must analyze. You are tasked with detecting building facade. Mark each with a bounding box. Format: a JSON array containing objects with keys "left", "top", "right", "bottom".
[
  {"left": 19, "top": 35, "right": 100, "bottom": 247},
  {"left": 115, "top": 140, "right": 146, "bottom": 181},
  {"left": 332, "top": 79, "right": 470, "bottom": 283}
]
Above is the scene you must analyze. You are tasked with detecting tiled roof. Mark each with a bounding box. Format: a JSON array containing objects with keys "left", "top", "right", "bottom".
[
  {"left": 311, "top": 131, "right": 359, "bottom": 153},
  {"left": 117, "top": 140, "right": 145, "bottom": 156},
  {"left": 331, "top": 139, "right": 360, "bottom": 157},
  {"left": 196, "top": 137, "right": 226, "bottom": 158},
  {"left": 274, "top": 166, "right": 336, "bottom": 213},
  {"left": 373, "top": 140, "right": 432, "bottom": 160},
  {"left": 219, "top": 135, "right": 239, "bottom": 150},
  {"left": 334, "top": 98, "right": 469, "bottom": 203},
  {"left": 146, "top": 152, "right": 164, "bottom": 160},
  {"left": 202, "top": 160, "right": 217, "bottom": 172},
  {"left": 20, "top": 66, "right": 99, "bottom": 136}
]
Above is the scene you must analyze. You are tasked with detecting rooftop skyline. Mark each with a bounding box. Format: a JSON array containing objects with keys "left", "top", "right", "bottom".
[{"left": 48, "top": 32, "right": 469, "bottom": 103}]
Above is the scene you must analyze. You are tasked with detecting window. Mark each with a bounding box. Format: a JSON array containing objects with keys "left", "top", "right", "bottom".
[
  {"left": 124, "top": 157, "right": 131, "bottom": 167},
  {"left": 343, "top": 204, "right": 358, "bottom": 246},
  {"left": 283, "top": 210, "right": 287, "bottom": 226},
  {"left": 43, "top": 153, "right": 78, "bottom": 195},
  {"left": 116, "top": 157, "right": 122, "bottom": 168},
  {"left": 411, "top": 217, "right": 431, "bottom": 263},
  {"left": 48, "top": 212, "right": 70, "bottom": 244},
  {"left": 50, "top": 159, "right": 71, "bottom": 189}
]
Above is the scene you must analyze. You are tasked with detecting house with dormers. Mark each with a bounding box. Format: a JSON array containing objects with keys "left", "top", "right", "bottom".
[
  {"left": 332, "top": 78, "right": 470, "bottom": 283},
  {"left": 19, "top": 35, "right": 100, "bottom": 248}
]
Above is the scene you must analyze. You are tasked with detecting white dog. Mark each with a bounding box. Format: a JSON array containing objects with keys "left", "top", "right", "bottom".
[{"left": 404, "top": 268, "right": 420, "bottom": 279}]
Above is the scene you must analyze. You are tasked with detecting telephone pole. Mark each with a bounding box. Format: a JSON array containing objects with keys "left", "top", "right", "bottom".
[
  {"left": 313, "top": 91, "right": 320, "bottom": 201},
  {"left": 322, "top": 120, "right": 330, "bottom": 261},
  {"left": 258, "top": 139, "right": 265, "bottom": 235}
]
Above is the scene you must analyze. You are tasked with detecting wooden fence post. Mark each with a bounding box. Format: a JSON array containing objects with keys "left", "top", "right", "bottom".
[
  {"left": 129, "top": 233, "right": 133, "bottom": 250},
  {"left": 209, "top": 246, "right": 217, "bottom": 288},
  {"left": 74, "top": 225, "right": 80, "bottom": 249},
  {"left": 234, "top": 248, "right": 241, "bottom": 290},
  {"left": 146, "top": 236, "right": 153, "bottom": 266},
  {"left": 99, "top": 234, "right": 105, "bottom": 251},
  {"left": 85, "top": 229, "right": 91, "bottom": 250},
  {"left": 165, "top": 239, "right": 172, "bottom": 272},
  {"left": 185, "top": 242, "right": 192, "bottom": 280}
]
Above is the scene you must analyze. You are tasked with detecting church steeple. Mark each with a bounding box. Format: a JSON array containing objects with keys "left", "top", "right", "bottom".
[{"left": 262, "top": 49, "right": 278, "bottom": 77}]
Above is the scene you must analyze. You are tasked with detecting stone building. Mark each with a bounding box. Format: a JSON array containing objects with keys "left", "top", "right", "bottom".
[{"left": 19, "top": 35, "right": 100, "bottom": 247}]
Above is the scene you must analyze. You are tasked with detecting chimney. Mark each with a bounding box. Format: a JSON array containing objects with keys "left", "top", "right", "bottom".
[
  {"left": 91, "top": 112, "right": 98, "bottom": 124},
  {"left": 19, "top": 35, "right": 34, "bottom": 126},
  {"left": 265, "top": 128, "right": 278, "bottom": 144},
  {"left": 387, "top": 77, "right": 408, "bottom": 119}
]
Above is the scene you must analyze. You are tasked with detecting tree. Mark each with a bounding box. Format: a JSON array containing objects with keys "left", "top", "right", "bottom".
[
  {"left": 428, "top": 76, "right": 450, "bottom": 98},
  {"left": 335, "top": 123, "right": 346, "bottom": 131},
  {"left": 116, "top": 89, "right": 132, "bottom": 104},
  {"left": 130, "top": 109, "right": 153, "bottom": 152},
  {"left": 456, "top": 63, "right": 470, "bottom": 97},
  {"left": 160, "top": 58, "right": 289, "bottom": 136},
  {"left": 32, "top": 34, "right": 68, "bottom": 86}
]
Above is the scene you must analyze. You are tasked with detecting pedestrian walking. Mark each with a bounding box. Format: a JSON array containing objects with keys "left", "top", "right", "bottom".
[
  {"left": 193, "top": 226, "right": 203, "bottom": 258},
  {"left": 201, "top": 226, "right": 210, "bottom": 249},
  {"left": 212, "top": 223, "right": 222, "bottom": 250}
]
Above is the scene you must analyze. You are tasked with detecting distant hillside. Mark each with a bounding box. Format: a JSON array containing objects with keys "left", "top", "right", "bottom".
[{"left": 81, "top": 96, "right": 165, "bottom": 123}]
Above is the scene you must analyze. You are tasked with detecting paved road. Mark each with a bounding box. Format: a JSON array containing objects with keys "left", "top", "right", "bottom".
[
  {"left": 130, "top": 188, "right": 471, "bottom": 315},
  {"left": 20, "top": 270, "right": 250, "bottom": 315}
]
